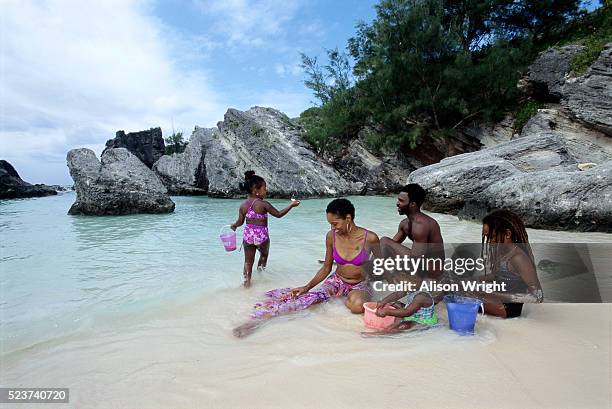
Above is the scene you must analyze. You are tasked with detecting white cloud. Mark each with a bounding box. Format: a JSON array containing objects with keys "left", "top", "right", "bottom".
[
  {"left": 192, "top": 0, "right": 303, "bottom": 49},
  {"left": 274, "top": 63, "right": 303, "bottom": 77},
  {"left": 0, "top": 0, "right": 226, "bottom": 184}
]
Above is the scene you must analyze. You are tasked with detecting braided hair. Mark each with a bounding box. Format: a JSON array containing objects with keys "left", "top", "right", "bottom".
[
  {"left": 239, "top": 170, "right": 265, "bottom": 194},
  {"left": 481, "top": 209, "right": 535, "bottom": 275}
]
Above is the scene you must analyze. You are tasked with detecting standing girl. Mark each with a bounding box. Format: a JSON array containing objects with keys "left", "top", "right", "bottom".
[{"left": 231, "top": 171, "right": 300, "bottom": 287}]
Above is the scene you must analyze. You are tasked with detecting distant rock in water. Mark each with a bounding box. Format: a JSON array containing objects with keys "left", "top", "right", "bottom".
[
  {"left": 0, "top": 160, "right": 57, "bottom": 200},
  {"left": 103, "top": 127, "right": 165, "bottom": 168},
  {"left": 155, "top": 107, "right": 362, "bottom": 198},
  {"left": 67, "top": 148, "right": 175, "bottom": 215}
]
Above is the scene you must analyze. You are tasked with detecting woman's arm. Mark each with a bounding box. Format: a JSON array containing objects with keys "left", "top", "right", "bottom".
[
  {"left": 264, "top": 200, "right": 300, "bottom": 218},
  {"left": 230, "top": 206, "right": 245, "bottom": 230},
  {"left": 508, "top": 252, "right": 543, "bottom": 303},
  {"left": 474, "top": 252, "right": 543, "bottom": 303},
  {"left": 292, "top": 231, "right": 333, "bottom": 296}
]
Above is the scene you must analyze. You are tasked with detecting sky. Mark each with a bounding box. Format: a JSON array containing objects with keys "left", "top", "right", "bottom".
[
  {"left": 0, "top": 0, "right": 601, "bottom": 185},
  {"left": 0, "top": 0, "right": 378, "bottom": 184}
]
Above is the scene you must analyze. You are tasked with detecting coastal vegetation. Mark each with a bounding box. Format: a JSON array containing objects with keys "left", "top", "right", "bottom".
[{"left": 299, "top": 0, "right": 610, "bottom": 154}]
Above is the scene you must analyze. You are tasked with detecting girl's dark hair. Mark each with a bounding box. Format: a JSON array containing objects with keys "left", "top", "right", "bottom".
[
  {"left": 326, "top": 198, "right": 355, "bottom": 220},
  {"left": 239, "top": 170, "right": 265, "bottom": 194},
  {"left": 481, "top": 209, "right": 535, "bottom": 275}
]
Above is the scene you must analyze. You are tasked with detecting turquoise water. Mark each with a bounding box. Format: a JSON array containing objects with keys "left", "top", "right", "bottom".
[{"left": 2, "top": 193, "right": 611, "bottom": 357}]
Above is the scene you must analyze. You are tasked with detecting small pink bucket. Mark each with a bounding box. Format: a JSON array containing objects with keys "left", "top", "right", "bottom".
[
  {"left": 363, "top": 302, "right": 396, "bottom": 330},
  {"left": 219, "top": 225, "right": 237, "bottom": 252}
]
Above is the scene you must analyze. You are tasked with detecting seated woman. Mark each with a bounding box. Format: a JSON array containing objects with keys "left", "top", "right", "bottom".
[
  {"left": 477, "top": 209, "right": 543, "bottom": 318},
  {"left": 233, "top": 198, "right": 380, "bottom": 337}
]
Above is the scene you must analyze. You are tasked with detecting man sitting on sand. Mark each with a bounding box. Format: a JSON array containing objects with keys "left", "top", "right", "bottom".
[{"left": 380, "top": 183, "right": 445, "bottom": 282}]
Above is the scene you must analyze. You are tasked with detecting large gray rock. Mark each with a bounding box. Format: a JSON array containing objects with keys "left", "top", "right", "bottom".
[
  {"left": 561, "top": 44, "right": 612, "bottom": 136},
  {"left": 332, "top": 139, "right": 412, "bottom": 194},
  {"left": 152, "top": 131, "right": 208, "bottom": 195},
  {"left": 103, "top": 127, "right": 165, "bottom": 168},
  {"left": 0, "top": 160, "right": 57, "bottom": 200},
  {"left": 67, "top": 148, "right": 175, "bottom": 215},
  {"left": 520, "top": 108, "right": 612, "bottom": 161},
  {"left": 526, "top": 45, "right": 586, "bottom": 101},
  {"left": 460, "top": 113, "right": 516, "bottom": 148},
  {"left": 407, "top": 123, "right": 612, "bottom": 232},
  {"left": 156, "top": 107, "right": 361, "bottom": 198}
]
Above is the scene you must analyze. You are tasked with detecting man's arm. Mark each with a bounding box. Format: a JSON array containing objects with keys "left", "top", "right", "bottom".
[{"left": 392, "top": 220, "right": 408, "bottom": 243}]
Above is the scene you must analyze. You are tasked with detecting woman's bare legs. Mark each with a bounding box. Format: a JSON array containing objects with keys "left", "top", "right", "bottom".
[
  {"left": 482, "top": 302, "right": 507, "bottom": 318},
  {"left": 345, "top": 289, "right": 369, "bottom": 314}
]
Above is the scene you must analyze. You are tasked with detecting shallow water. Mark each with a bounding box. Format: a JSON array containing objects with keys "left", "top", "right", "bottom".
[{"left": 1, "top": 193, "right": 611, "bottom": 408}]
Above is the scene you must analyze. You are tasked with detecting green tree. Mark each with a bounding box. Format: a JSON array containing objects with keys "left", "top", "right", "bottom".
[
  {"left": 299, "top": 0, "right": 588, "bottom": 153},
  {"left": 164, "top": 131, "right": 187, "bottom": 155}
]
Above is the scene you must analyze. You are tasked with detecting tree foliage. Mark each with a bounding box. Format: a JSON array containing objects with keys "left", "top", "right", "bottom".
[
  {"left": 164, "top": 131, "right": 188, "bottom": 155},
  {"left": 300, "top": 0, "right": 591, "bottom": 153}
]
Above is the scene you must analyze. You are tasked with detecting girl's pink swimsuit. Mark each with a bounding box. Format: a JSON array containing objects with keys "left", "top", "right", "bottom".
[
  {"left": 243, "top": 199, "right": 269, "bottom": 246},
  {"left": 250, "top": 229, "right": 371, "bottom": 319}
]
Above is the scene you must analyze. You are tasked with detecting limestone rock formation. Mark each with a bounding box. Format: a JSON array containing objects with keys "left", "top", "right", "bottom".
[
  {"left": 67, "top": 148, "right": 175, "bottom": 215},
  {"left": 103, "top": 128, "right": 165, "bottom": 168}
]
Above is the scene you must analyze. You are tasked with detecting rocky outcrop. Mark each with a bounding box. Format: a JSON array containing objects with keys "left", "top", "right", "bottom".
[
  {"left": 524, "top": 45, "right": 586, "bottom": 101},
  {"left": 407, "top": 120, "right": 612, "bottom": 231},
  {"left": 0, "top": 160, "right": 57, "bottom": 200},
  {"left": 155, "top": 107, "right": 362, "bottom": 198},
  {"left": 67, "top": 148, "right": 175, "bottom": 215},
  {"left": 561, "top": 44, "right": 612, "bottom": 136},
  {"left": 521, "top": 43, "right": 612, "bottom": 136},
  {"left": 332, "top": 140, "right": 412, "bottom": 194},
  {"left": 103, "top": 128, "right": 165, "bottom": 168},
  {"left": 460, "top": 113, "right": 516, "bottom": 148},
  {"left": 152, "top": 130, "right": 208, "bottom": 195}
]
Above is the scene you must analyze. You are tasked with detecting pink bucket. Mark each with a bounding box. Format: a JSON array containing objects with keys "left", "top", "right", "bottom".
[
  {"left": 363, "top": 302, "right": 396, "bottom": 330},
  {"left": 219, "top": 225, "right": 237, "bottom": 252}
]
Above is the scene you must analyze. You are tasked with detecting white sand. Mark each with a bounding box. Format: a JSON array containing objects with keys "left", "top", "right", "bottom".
[{"left": 2, "top": 294, "right": 610, "bottom": 409}]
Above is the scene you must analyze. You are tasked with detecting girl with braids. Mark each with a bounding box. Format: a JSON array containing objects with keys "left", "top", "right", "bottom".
[
  {"left": 231, "top": 171, "right": 300, "bottom": 287},
  {"left": 478, "top": 209, "right": 543, "bottom": 318}
]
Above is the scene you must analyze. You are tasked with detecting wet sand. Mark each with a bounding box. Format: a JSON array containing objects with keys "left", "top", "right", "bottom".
[{"left": 2, "top": 291, "right": 610, "bottom": 409}]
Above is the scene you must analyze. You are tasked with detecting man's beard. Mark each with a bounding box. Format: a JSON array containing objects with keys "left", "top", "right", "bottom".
[{"left": 397, "top": 207, "right": 407, "bottom": 215}]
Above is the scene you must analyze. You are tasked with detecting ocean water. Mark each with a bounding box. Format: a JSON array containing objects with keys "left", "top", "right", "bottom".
[{"left": 1, "top": 193, "right": 611, "bottom": 408}]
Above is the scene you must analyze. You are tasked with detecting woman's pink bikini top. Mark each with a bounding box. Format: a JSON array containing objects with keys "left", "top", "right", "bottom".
[
  {"left": 332, "top": 229, "right": 369, "bottom": 266},
  {"left": 245, "top": 198, "right": 267, "bottom": 220}
]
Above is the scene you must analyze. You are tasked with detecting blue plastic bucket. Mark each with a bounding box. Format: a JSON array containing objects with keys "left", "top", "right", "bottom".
[{"left": 444, "top": 295, "right": 482, "bottom": 335}]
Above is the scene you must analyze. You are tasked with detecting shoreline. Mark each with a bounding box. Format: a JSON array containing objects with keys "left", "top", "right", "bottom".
[{"left": 2, "top": 302, "right": 610, "bottom": 409}]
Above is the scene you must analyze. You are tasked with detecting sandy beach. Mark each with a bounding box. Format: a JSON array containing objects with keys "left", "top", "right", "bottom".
[{"left": 2, "top": 297, "right": 610, "bottom": 409}]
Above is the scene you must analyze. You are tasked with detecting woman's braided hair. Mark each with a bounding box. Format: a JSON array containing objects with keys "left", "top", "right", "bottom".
[{"left": 481, "top": 209, "right": 535, "bottom": 275}]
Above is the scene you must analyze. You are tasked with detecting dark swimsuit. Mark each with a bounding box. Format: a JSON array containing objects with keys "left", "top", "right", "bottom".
[{"left": 497, "top": 254, "right": 527, "bottom": 318}]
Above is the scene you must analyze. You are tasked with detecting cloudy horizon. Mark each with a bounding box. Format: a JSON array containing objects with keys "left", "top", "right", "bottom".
[{"left": 1, "top": 0, "right": 377, "bottom": 184}]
